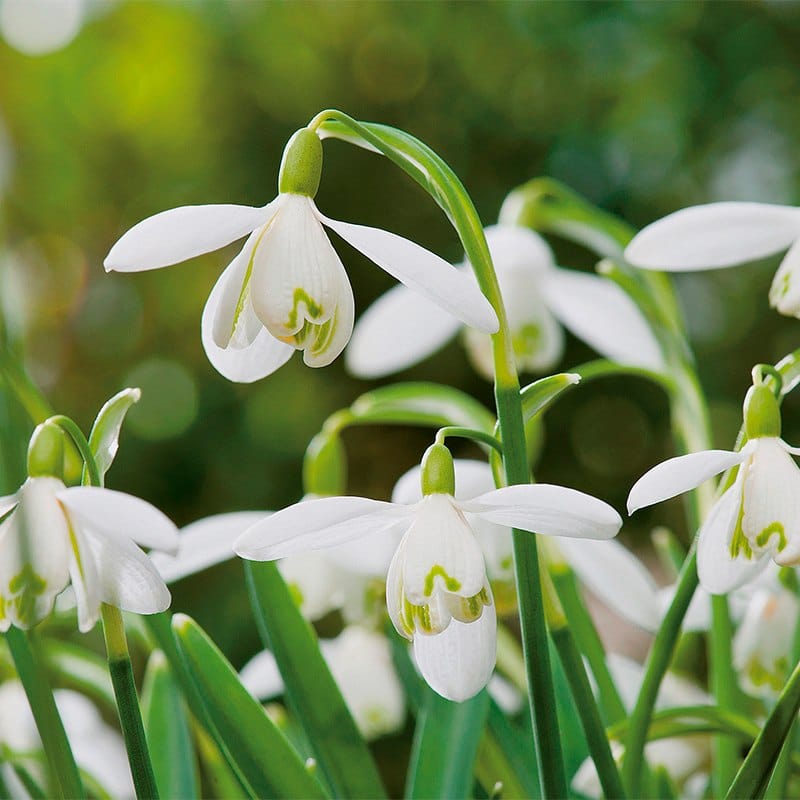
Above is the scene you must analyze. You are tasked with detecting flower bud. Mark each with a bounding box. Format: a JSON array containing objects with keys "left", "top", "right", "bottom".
[
  {"left": 278, "top": 128, "right": 323, "bottom": 197},
  {"left": 420, "top": 443, "right": 455, "bottom": 496},
  {"left": 26, "top": 422, "right": 65, "bottom": 478},
  {"left": 743, "top": 383, "right": 781, "bottom": 439}
]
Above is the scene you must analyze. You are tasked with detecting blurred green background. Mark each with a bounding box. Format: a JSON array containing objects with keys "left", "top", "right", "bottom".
[{"left": 1, "top": 0, "right": 799, "bottom": 666}]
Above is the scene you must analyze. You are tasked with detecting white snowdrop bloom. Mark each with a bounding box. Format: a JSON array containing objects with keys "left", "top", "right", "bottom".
[
  {"left": 391, "top": 459, "right": 515, "bottom": 582},
  {"left": 241, "top": 625, "right": 405, "bottom": 740},
  {"left": 235, "top": 444, "right": 622, "bottom": 702},
  {"left": 624, "top": 201, "right": 800, "bottom": 318},
  {"left": 0, "top": 475, "right": 177, "bottom": 633},
  {"left": 0, "top": 682, "right": 133, "bottom": 799},
  {"left": 628, "top": 383, "right": 800, "bottom": 595},
  {"left": 733, "top": 585, "right": 799, "bottom": 697},
  {"left": 346, "top": 224, "right": 664, "bottom": 380},
  {"left": 0, "top": 0, "right": 85, "bottom": 56},
  {"left": 104, "top": 128, "right": 498, "bottom": 383}
]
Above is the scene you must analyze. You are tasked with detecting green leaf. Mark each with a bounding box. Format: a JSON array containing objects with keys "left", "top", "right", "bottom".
[
  {"left": 142, "top": 651, "right": 199, "bottom": 800},
  {"left": 86, "top": 388, "right": 141, "bottom": 482},
  {"left": 171, "top": 614, "right": 327, "bottom": 800},
  {"left": 405, "top": 688, "right": 489, "bottom": 800},
  {"left": 518, "top": 373, "right": 581, "bottom": 425},
  {"left": 244, "top": 561, "right": 386, "bottom": 799},
  {"left": 349, "top": 382, "right": 496, "bottom": 434},
  {"left": 145, "top": 614, "right": 255, "bottom": 799}
]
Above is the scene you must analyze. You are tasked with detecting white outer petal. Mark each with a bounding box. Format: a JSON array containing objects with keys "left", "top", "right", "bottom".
[
  {"left": 80, "top": 528, "right": 171, "bottom": 615},
  {"left": 413, "top": 604, "right": 497, "bottom": 702},
  {"left": 201, "top": 252, "right": 294, "bottom": 383},
  {"left": 0, "top": 477, "right": 70, "bottom": 629},
  {"left": 625, "top": 202, "right": 800, "bottom": 271},
  {"left": 462, "top": 484, "right": 622, "bottom": 540},
  {"left": 67, "top": 523, "right": 101, "bottom": 633},
  {"left": 696, "top": 478, "right": 770, "bottom": 595},
  {"left": 104, "top": 203, "right": 276, "bottom": 272},
  {"left": 58, "top": 487, "right": 179, "bottom": 554},
  {"left": 345, "top": 281, "right": 462, "bottom": 378},
  {"left": 483, "top": 224, "right": 556, "bottom": 274},
  {"left": 151, "top": 511, "right": 269, "bottom": 584},
  {"left": 234, "top": 496, "right": 412, "bottom": 561},
  {"left": 556, "top": 538, "right": 662, "bottom": 633},
  {"left": 542, "top": 268, "right": 665, "bottom": 372},
  {"left": 318, "top": 211, "right": 499, "bottom": 333},
  {"left": 627, "top": 449, "right": 745, "bottom": 515}
]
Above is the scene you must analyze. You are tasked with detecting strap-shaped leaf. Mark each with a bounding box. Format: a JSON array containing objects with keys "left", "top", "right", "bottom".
[
  {"left": 244, "top": 561, "right": 387, "bottom": 799},
  {"left": 518, "top": 373, "right": 580, "bottom": 425},
  {"left": 171, "top": 614, "right": 327, "bottom": 800},
  {"left": 405, "top": 688, "right": 489, "bottom": 800},
  {"left": 142, "top": 651, "right": 199, "bottom": 800}
]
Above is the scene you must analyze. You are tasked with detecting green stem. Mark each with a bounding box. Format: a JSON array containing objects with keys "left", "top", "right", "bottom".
[
  {"left": 726, "top": 658, "right": 800, "bottom": 799},
  {"left": 5, "top": 628, "right": 84, "bottom": 799},
  {"left": 434, "top": 426, "right": 504, "bottom": 457},
  {"left": 550, "top": 618, "right": 626, "bottom": 798},
  {"left": 102, "top": 605, "right": 159, "bottom": 800},
  {"left": 314, "top": 109, "right": 568, "bottom": 798}
]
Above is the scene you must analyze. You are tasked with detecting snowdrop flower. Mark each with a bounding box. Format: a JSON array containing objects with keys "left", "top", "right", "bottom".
[
  {"left": 625, "top": 201, "right": 800, "bottom": 318},
  {"left": 628, "top": 380, "right": 800, "bottom": 594},
  {"left": 104, "top": 127, "right": 498, "bottom": 383},
  {"left": 0, "top": 424, "right": 178, "bottom": 632},
  {"left": 346, "top": 224, "right": 665, "bottom": 380},
  {"left": 733, "top": 583, "right": 799, "bottom": 697},
  {"left": 235, "top": 444, "right": 622, "bottom": 701},
  {"left": 0, "top": 682, "right": 133, "bottom": 799},
  {"left": 241, "top": 625, "right": 405, "bottom": 740}
]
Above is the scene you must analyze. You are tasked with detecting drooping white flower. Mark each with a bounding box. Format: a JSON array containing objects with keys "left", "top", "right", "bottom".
[
  {"left": 104, "top": 128, "right": 498, "bottom": 383},
  {"left": 241, "top": 625, "right": 406, "bottom": 741},
  {"left": 234, "top": 455, "right": 622, "bottom": 702},
  {"left": 346, "top": 224, "right": 664, "bottom": 380},
  {"left": 628, "top": 385, "right": 800, "bottom": 595},
  {"left": 624, "top": 202, "right": 800, "bottom": 317},
  {"left": 0, "top": 682, "right": 133, "bottom": 799},
  {"left": 0, "top": 476, "right": 177, "bottom": 633},
  {"left": 733, "top": 583, "right": 799, "bottom": 698}
]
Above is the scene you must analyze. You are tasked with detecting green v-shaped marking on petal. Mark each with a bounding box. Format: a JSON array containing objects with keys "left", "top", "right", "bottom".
[
  {"left": 756, "top": 521, "right": 787, "bottom": 551},
  {"left": 423, "top": 564, "right": 461, "bottom": 597}
]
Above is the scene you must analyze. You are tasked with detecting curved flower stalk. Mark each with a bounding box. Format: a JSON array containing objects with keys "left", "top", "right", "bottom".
[
  {"left": 0, "top": 471, "right": 178, "bottom": 633},
  {"left": 235, "top": 445, "right": 622, "bottom": 702},
  {"left": 628, "top": 381, "right": 800, "bottom": 595},
  {"left": 346, "top": 223, "right": 665, "bottom": 380},
  {"left": 241, "top": 625, "right": 406, "bottom": 741},
  {"left": 0, "top": 681, "right": 133, "bottom": 799},
  {"left": 624, "top": 201, "right": 800, "bottom": 317},
  {"left": 104, "top": 128, "right": 498, "bottom": 382}
]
